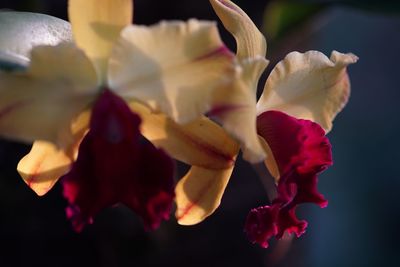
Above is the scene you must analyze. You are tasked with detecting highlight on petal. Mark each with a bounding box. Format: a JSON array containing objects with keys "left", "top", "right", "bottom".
[
  {"left": 109, "top": 20, "right": 238, "bottom": 124},
  {"left": 0, "top": 44, "right": 98, "bottom": 146},
  {"left": 175, "top": 165, "right": 235, "bottom": 225},
  {"left": 210, "top": 57, "right": 268, "bottom": 163},
  {"left": 244, "top": 111, "right": 332, "bottom": 248},
  {"left": 17, "top": 111, "right": 90, "bottom": 196},
  {"left": 0, "top": 11, "right": 72, "bottom": 61},
  {"left": 68, "top": 0, "right": 133, "bottom": 81},
  {"left": 62, "top": 90, "right": 175, "bottom": 232},
  {"left": 130, "top": 102, "right": 239, "bottom": 169},
  {"left": 257, "top": 51, "right": 358, "bottom": 132},
  {"left": 210, "top": 0, "right": 267, "bottom": 60}
]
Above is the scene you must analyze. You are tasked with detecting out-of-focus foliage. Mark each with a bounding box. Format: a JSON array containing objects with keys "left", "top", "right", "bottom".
[
  {"left": 263, "top": 1, "right": 325, "bottom": 40},
  {"left": 263, "top": 0, "right": 400, "bottom": 41}
]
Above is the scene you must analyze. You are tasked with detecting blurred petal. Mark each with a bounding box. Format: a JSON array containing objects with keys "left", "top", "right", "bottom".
[
  {"left": 68, "top": 0, "right": 133, "bottom": 81},
  {"left": 0, "top": 51, "right": 28, "bottom": 72},
  {"left": 17, "top": 112, "right": 90, "bottom": 196},
  {"left": 63, "top": 90, "right": 175, "bottom": 232},
  {"left": 211, "top": 57, "right": 268, "bottom": 163},
  {"left": 210, "top": 0, "right": 267, "bottom": 60},
  {"left": 130, "top": 102, "right": 239, "bottom": 169},
  {"left": 0, "top": 44, "right": 98, "bottom": 146},
  {"left": 0, "top": 11, "right": 72, "bottom": 60},
  {"left": 257, "top": 51, "right": 358, "bottom": 132},
  {"left": 109, "top": 20, "right": 237, "bottom": 123},
  {"left": 245, "top": 111, "right": 332, "bottom": 248},
  {"left": 175, "top": 165, "right": 234, "bottom": 225},
  {"left": 245, "top": 205, "right": 279, "bottom": 248}
]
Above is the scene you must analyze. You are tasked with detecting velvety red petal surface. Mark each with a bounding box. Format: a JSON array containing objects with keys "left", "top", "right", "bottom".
[
  {"left": 245, "top": 111, "right": 332, "bottom": 248},
  {"left": 62, "top": 90, "right": 175, "bottom": 232}
]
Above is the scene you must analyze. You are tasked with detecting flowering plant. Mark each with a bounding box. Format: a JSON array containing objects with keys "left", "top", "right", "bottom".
[{"left": 0, "top": 0, "right": 357, "bottom": 248}]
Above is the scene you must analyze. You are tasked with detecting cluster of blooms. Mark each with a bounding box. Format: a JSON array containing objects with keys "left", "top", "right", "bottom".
[{"left": 0, "top": 0, "right": 357, "bottom": 248}]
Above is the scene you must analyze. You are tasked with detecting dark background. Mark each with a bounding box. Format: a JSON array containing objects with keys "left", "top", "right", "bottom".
[{"left": 0, "top": 0, "right": 399, "bottom": 266}]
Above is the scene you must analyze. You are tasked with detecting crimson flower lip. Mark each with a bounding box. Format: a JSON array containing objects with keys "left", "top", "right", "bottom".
[
  {"left": 245, "top": 111, "right": 333, "bottom": 248},
  {"left": 62, "top": 89, "right": 175, "bottom": 232}
]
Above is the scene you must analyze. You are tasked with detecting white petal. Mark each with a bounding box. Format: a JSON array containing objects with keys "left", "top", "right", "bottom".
[
  {"left": 109, "top": 20, "right": 238, "bottom": 124},
  {"left": 212, "top": 57, "right": 268, "bottom": 162},
  {"left": 209, "top": 0, "right": 269, "bottom": 162},
  {"left": 0, "top": 44, "right": 98, "bottom": 146},
  {"left": 257, "top": 51, "right": 358, "bottom": 132}
]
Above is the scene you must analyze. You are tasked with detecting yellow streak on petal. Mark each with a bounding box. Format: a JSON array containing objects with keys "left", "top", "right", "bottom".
[
  {"left": 130, "top": 102, "right": 239, "bottom": 169},
  {"left": 68, "top": 0, "right": 133, "bottom": 82},
  {"left": 210, "top": 0, "right": 267, "bottom": 60},
  {"left": 175, "top": 165, "right": 235, "bottom": 225}
]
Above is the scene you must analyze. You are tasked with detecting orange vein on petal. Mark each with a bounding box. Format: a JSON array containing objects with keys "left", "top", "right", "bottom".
[
  {"left": 130, "top": 102, "right": 239, "bottom": 169},
  {"left": 18, "top": 112, "right": 89, "bottom": 196},
  {"left": 18, "top": 141, "right": 73, "bottom": 196}
]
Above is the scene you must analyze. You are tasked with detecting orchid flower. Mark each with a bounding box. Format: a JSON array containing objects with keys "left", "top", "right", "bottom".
[
  {"left": 0, "top": 0, "right": 250, "bottom": 231},
  {"left": 175, "top": 0, "right": 358, "bottom": 248}
]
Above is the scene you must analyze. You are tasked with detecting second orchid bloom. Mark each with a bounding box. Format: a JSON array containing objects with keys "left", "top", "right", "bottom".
[{"left": 0, "top": 0, "right": 357, "bottom": 248}]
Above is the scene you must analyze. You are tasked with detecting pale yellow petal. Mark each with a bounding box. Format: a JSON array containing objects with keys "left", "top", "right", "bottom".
[
  {"left": 109, "top": 20, "right": 238, "bottom": 124},
  {"left": 175, "top": 165, "right": 235, "bottom": 225},
  {"left": 211, "top": 57, "right": 268, "bottom": 163},
  {"left": 0, "top": 44, "right": 97, "bottom": 146},
  {"left": 17, "top": 111, "right": 89, "bottom": 196},
  {"left": 257, "top": 51, "right": 358, "bottom": 132},
  {"left": 210, "top": 0, "right": 267, "bottom": 60},
  {"left": 209, "top": 0, "right": 269, "bottom": 162},
  {"left": 130, "top": 102, "right": 239, "bottom": 169},
  {"left": 258, "top": 135, "right": 280, "bottom": 181},
  {"left": 68, "top": 0, "right": 133, "bottom": 81}
]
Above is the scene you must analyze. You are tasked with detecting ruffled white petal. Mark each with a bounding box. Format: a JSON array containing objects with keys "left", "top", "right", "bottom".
[
  {"left": 109, "top": 20, "right": 238, "bottom": 124},
  {"left": 257, "top": 51, "right": 358, "bottom": 132}
]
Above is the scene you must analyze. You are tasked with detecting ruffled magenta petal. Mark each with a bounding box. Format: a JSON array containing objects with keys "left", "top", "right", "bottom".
[
  {"left": 244, "top": 205, "right": 279, "bottom": 248},
  {"left": 245, "top": 111, "right": 332, "bottom": 247},
  {"left": 62, "top": 89, "right": 175, "bottom": 232}
]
